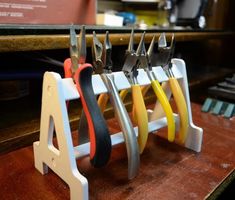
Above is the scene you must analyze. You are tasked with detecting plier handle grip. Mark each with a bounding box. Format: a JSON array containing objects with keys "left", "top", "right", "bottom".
[{"left": 63, "top": 26, "right": 111, "bottom": 168}]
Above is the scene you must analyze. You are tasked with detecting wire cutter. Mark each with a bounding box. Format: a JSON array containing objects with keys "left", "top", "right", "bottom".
[
  {"left": 137, "top": 33, "right": 176, "bottom": 143},
  {"left": 92, "top": 31, "right": 140, "bottom": 179},
  {"left": 63, "top": 26, "right": 111, "bottom": 168},
  {"left": 121, "top": 29, "right": 149, "bottom": 154},
  {"left": 158, "top": 33, "right": 189, "bottom": 144}
]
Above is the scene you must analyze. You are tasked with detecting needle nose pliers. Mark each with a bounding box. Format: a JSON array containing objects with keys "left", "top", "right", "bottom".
[{"left": 63, "top": 26, "right": 111, "bottom": 167}]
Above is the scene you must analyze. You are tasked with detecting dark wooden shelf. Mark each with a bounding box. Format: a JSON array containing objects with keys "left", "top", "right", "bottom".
[{"left": 0, "top": 31, "right": 234, "bottom": 52}]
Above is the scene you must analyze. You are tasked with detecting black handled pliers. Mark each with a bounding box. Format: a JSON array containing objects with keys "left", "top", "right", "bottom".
[{"left": 63, "top": 26, "right": 111, "bottom": 167}]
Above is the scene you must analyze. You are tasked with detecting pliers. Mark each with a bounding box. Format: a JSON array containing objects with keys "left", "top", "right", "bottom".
[
  {"left": 137, "top": 33, "right": 176, "bottom": 143},
  {"left": 92, "top": 31, "right": 140, "bottom": 179},
  {"left": 122, "top": 29, "right": 149, "bottom": 154},
  {"left": 158, "top": 33, "right": 189, "bottom": 144},
  {"left": 63, "top": 26, "right": 111, "bottom": 168}
]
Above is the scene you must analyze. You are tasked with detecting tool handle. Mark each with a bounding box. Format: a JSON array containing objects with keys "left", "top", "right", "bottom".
[
  {"left": 132, "top": 85, "right": 148, "bottom": 154},
  {"left": 151, "top": 80, "right": 175, "bottom": 142},
  {"left": 64, "top": 58, "right": 73, "bottom": 78},
  {"left": 132, "top": 84, "right": 151, "bottom": 124},
  {"left": 101, "top": 74, "right": 139, "bottom": 179},
  {"left": 169, "top": 78, "right": 189, "bottom": 144},
  {"left": 64, "top": 58, "right": 74, "bottom": 108},
  {"left": 120, "top": 89, "right": 129, "bottom": 100},
  {"left": 141, "top": 85, "right": 151, "bottom": 97},
  {"left": 97, "top": 93, "right": 110, "bottom": 113},
  {"left": 74, "top": 63, "right": 111, "bottom": 168}
]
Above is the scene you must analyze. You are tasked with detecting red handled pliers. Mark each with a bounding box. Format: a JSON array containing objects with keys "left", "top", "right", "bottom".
[{"left": 63, "top": 26, "right": 111, "bottom": 168}]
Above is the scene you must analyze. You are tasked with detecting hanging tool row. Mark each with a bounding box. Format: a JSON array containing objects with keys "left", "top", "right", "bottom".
[{"left": 63, "top": 25, "right": 189, "bottom": 179}]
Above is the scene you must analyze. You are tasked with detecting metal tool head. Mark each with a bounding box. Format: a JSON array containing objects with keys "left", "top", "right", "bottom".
[
  {"left": 158, "top": 32, "right": 175, "bottom": 70},
  {"left": 126, "top": 28, "right": 135, "bottom": 55},
  {"left": 136, "top": 32, "right": 146, "bottom": 56},
  {"left": 136, "top": 32, "right": 149, "bottom": 70},
  {"left": 92, "top": 31, "right": 103, "bottom": 74},
  {"left": 102, "top": 31, "right": 113, "bottom": 73},
  {"left": 158, "top": 32, "right": 167, "bottom": 49},
  {"left": 78, "top": 25, "right": 87, "bottom": 65},
  {"left": 147, "top": 35, "right": 155, "bottom": 67},
  {"left": 122, "top": 29, "right": 139, "bottom": 83},
  {"left": 69, "top": 25, "right": 79, "bottom": 74}
]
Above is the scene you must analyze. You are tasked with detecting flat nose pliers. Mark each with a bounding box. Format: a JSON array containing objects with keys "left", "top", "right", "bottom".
[
  {"left": 92, "top": 31, "right": 140, "bottom": 179},
  {"left": 63, "top": 26, "right": 111, "bottom": 168}
]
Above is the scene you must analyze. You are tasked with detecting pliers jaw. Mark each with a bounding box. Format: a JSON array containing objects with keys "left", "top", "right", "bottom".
[
  {"left": 92, "top": 31, "right": 103, "bottom": 74},
  {"left": 158, "top": 33, "right": 175, "bottom": 75},
  {"left": 146, "top": 35, "right": 155, "bottom": 71},
  {"left": 103, "top": 31, "right": 113, "bottom": 73},
  {"left": 78, "top": 25, "right": 87, "bottom": 65},
  {"left": 135, "top": 33, "right": 157, "bottom": 82},
  {"left": 122, "top": 29, "right": 141, "bottom": 84},
  {"left": 69, "top": 25, "right": 87, "bottom": 77},
  {"left": 69, "top": 26, "right": 79, "bottom": 75},
  {"left": 92, "top": 31, "right": 113, "bottom": 74},
  {"left": 136, "top": 32, "right": 148, "bottom": 70},
  {"left": 125, "top": 28, "right": 135, "bottom": 56}
]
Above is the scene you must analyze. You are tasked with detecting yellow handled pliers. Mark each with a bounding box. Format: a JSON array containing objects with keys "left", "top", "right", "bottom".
[
  {"left": 121, "top": 29, "right": 148, "bottom": 154},
  {"left": 136, "top": 35, "right": 175, "bottom": 142},
  {"left": 125, "top": 33, "right": 175, "bottom": 143},
  {"left": 158, "top": 33, "right": 189, "bottom": 144}
]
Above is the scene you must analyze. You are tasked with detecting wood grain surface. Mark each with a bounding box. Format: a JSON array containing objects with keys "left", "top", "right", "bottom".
[
  {"left": 0, "top": 103, "right": 234, "bottom": 200},
  {"left": 0, "top": 31, "right": 234, "bottom": 52}
]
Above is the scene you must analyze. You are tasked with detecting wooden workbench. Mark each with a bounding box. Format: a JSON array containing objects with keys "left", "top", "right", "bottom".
[{"left": 0, "top": 103, "right": 234, "bottom": 200}]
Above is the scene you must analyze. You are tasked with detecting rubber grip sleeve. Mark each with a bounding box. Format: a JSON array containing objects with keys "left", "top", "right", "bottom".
[
  {"left": 132, "top": 85, "right": 151, "bottom": 123},
  {"left": 151, "top": 80, "right": 175, "bottom": 142},
  {"left": 63, "top": 58, "right": 73, "bottom": 78},
  {"left": 132, "top": 84, "right": 149, "bottom": 154},
  {"left": 169, "top": 78, "right": 189, "bottom": 144},
  {"left": 63, "top": 58, "right": 73, "bottom": 108},
  {"left": 74, "top": 64, "right": 111, "bottom": 168}
]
